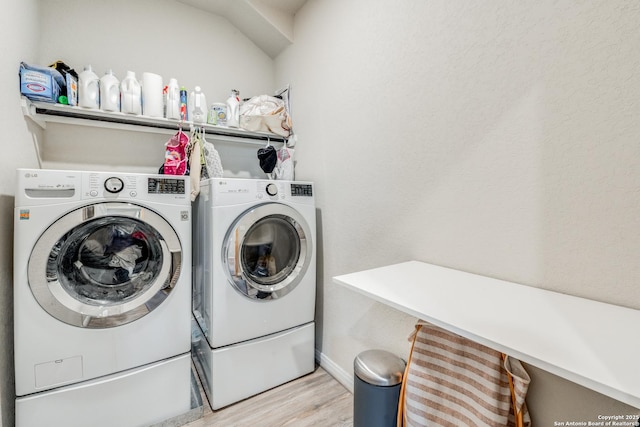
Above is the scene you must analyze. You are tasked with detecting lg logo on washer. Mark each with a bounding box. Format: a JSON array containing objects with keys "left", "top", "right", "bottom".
[{"left": 217, "top": 179, "right": 250, "bottom": 193}]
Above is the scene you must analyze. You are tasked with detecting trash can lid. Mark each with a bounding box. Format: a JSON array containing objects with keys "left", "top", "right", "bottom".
[{"left": 354, "top": 349, "right": 406, "bottom": 386}]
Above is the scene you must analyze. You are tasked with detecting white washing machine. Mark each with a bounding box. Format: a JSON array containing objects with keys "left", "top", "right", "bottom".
[
  {"left": 14, "top": 168, "right": 192, "bottom": 427},
  {"left": 192, "top": 178, "right": 316, "bottom": 410}
]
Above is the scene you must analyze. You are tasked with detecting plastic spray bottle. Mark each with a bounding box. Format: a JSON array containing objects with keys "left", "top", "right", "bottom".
[{"left": 165, "top": 78, "right": 180, "bottom": 120}]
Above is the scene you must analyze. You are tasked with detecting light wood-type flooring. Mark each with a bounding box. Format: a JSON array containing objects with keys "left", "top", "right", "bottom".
[{"left": 184, "top": 366, "right": 354, "bottom": 427}]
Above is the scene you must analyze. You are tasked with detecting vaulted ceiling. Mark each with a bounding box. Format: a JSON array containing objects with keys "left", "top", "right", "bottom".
[{"left": 176, "top": 0, "right": 308, "bottom": 58}]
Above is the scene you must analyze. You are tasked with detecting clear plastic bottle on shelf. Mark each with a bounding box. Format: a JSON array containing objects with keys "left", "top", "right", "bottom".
[
  {"left": 189, "top": 86, "right": 207, "bottom": 124},
  {"left": 226, "top": 89, "right": 240, "bottom": 128}
]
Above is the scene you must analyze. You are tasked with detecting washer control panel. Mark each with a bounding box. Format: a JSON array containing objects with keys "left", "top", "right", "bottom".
[
  {"left": 82, "top": 172, "right": 188, "bottom": 201},
  {"left": 147, "top": 177, "right": 186, "bottom": 194}
]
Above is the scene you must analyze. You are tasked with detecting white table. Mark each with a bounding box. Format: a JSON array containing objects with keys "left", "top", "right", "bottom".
[{"left": 333, "top": 261, "right": 640, "bottom": 409}]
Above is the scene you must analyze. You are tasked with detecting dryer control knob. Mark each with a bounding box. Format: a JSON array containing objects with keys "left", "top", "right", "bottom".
[
  {"left": 266, "top": 183, "right": 278, "bottom": 196},
  {"left": 104, "top": 177, "right": 124, "bottom": 193}
]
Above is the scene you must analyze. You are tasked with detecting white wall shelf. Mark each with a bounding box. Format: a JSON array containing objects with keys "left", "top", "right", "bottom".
[
  {"left": 333, "top": 261, "right": 640, "bottom": 409},
  {"left": 21, "top": 97, "right": 286, "bottom": 144}
]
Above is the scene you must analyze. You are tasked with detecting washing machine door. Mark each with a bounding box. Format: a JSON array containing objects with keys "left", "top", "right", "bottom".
[
  {"left": 223, "top": 203, "right": 313, "bottom": 300},
  {"left": 28, "top": 202, "right": 182, "bottom": 328}
]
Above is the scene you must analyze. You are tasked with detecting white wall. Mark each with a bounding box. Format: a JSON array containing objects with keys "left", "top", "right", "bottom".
[
  {"left": 38, "top": 0, "right": 275, "bottom": 109},
  {"left": 35, "top": 0, "right": 277, "bottom": 175},
  {"left": 276, "top": 0, "right": 640, "bottom": 424},
  {"left": 0, "top": 1, "right": 41, "bottom": 425}
]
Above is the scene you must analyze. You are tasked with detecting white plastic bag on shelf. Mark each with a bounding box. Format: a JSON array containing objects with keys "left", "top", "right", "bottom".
[{"left": 240, "top": 94, "right": 292, "bottom": 137}]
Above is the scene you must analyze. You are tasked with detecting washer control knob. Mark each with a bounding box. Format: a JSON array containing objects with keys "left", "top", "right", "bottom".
[
  {"left": 104, "top": 177, "right": 124, "bottom": 193},
  {"left": 266, "top": 183, "right": 278, "bottom": 196}
]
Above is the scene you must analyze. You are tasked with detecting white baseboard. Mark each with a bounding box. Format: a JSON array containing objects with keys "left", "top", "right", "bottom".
[{"left": 315, "top": 349, "right": 354, "bottom": 394}]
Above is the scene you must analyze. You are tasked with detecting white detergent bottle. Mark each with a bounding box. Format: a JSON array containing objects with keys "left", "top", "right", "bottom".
[
  {"left": 78, "top": 65, "right": 100, "bottom": 109},
  {"left": 99, "top": 70, "right": 120, "bottom": 112},
  {"left": 165, "top": 78, "right": 180, "bottom": 120},
  {"left": 120, "top": 71, "right": 142, "bottom": 115},
  {"left": 189, "top": 86, "right": 207, "bottom": 123},
  {"left": 226, "top": 89, "right": 240, "bottom": 128}
]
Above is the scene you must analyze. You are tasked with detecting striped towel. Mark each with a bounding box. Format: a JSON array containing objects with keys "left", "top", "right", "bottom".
[{"left": 398, "top": 322, "right": 531, "bottom": 427}]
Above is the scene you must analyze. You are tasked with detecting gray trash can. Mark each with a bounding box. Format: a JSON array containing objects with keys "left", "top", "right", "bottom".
[{"left": 353, "top": 349, "right": 406, "bottom": 427}]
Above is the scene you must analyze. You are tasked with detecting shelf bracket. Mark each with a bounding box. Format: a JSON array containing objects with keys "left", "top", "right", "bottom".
[{"left": 21, "top": 98, "right": 47, "bottom": 130}]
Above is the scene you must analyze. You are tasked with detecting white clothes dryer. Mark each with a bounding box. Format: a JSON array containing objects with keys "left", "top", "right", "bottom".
[
  {"left": 14, "top": 169, "right": 192, "bottom": 427},
  {"left": 192, "top": 178, "right": 316, "bottom": 410}
]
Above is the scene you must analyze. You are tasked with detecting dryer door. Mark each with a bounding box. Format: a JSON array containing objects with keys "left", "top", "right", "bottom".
[
  {"left": 28, "top": 202, "right": 182, "bottom": 328},
  {"left": 223, "top": 203, "right": 313, "bottom": 300}
]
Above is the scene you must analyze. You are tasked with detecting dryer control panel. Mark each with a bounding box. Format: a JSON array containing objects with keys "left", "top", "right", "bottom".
[
  {"left": 257, "top": 181, "right": 313, "bottom": 201},
  {"left": 291, "top": 183, "right": 313, "bottom": 197},
  {"left": 208, "top": 178, "right": 314, "bottom": 206}
]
